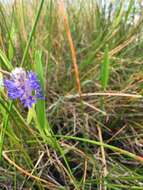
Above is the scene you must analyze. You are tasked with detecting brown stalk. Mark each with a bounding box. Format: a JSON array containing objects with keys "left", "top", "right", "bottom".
[{"left": 58, "top": 0, "right": 82, "bottom": 97}]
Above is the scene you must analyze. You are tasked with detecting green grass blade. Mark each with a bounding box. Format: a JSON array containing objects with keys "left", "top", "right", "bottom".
[
  {"left": 0, "top": 49, "right": 13, "bottom": 70},
  {"left": 21, "top": 0, "right": 45, "bottom": 67},
  {"left": 35, "top": 50, "right": 46, "bottom": 129},
  {"left": 112, "top": 1, "right": 124, "bottom": 28},
  {"left": 57, "top": 135, "right": 143, "bottom": 164},
  {"left": 101, "top": 44, "right": 110, "bottom": 90},
  {"left": 0, "top": 101, "right": 13, "bottom": 160},
  {"left": 125, "top": 0, "right": 134, "bottom": 22}
]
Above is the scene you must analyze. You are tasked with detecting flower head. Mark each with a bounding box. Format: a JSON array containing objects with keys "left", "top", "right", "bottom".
[{"left": 4, "top": 67, "right": 43, "bottom": 108}]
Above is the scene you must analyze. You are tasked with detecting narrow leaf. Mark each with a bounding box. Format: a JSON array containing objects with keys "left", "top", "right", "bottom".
[
  {"left": 35, "top": 50, "right": 46, "bottom": 129},
  {"left": 101, "top": 45, "right": 110, "bottom": 90}
]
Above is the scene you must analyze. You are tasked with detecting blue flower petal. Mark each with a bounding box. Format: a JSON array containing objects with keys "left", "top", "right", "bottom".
[{"left": 4, "top": 68, "right": 44, "bottom": 108}]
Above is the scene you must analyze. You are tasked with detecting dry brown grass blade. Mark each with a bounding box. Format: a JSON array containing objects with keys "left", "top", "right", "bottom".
[
  {"left": 58, "top": 0, "right": 82, "bottom": 96},
  {"left": 97, "top": 124, "right": 108, "bottom": 190},
  {"left": 109, "top": 35, "right": 135, "bottom": 56},
  {"left": 83, "top": 159, "right": 88, "bottom": 187},
  {"left": 0, "top": 68, "right": 10, "bottom": 75},
  {"left": 83, "top": 101, "right": 107, "bottom": 116},
  {"left": 65, "top": 92, "right": 142, "bottom": 99},
  {"left": 2, "top": 150, "right": 59, "bottom": 189}
]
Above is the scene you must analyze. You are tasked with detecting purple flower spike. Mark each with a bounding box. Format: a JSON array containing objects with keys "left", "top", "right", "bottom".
[{"left": 4, "top": 68, "right": 44, "bottom": 108}]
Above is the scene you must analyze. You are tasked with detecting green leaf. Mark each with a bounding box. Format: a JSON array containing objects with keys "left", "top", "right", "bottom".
[
  {"left": 27, "top": 105, "right": 35, "bottom": 124},
  {"left": 100, "top": 45, "right": 110, "bottom": 90},
  {"left": 35, "top": 50, "right": 46, "bottom": 129}
]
